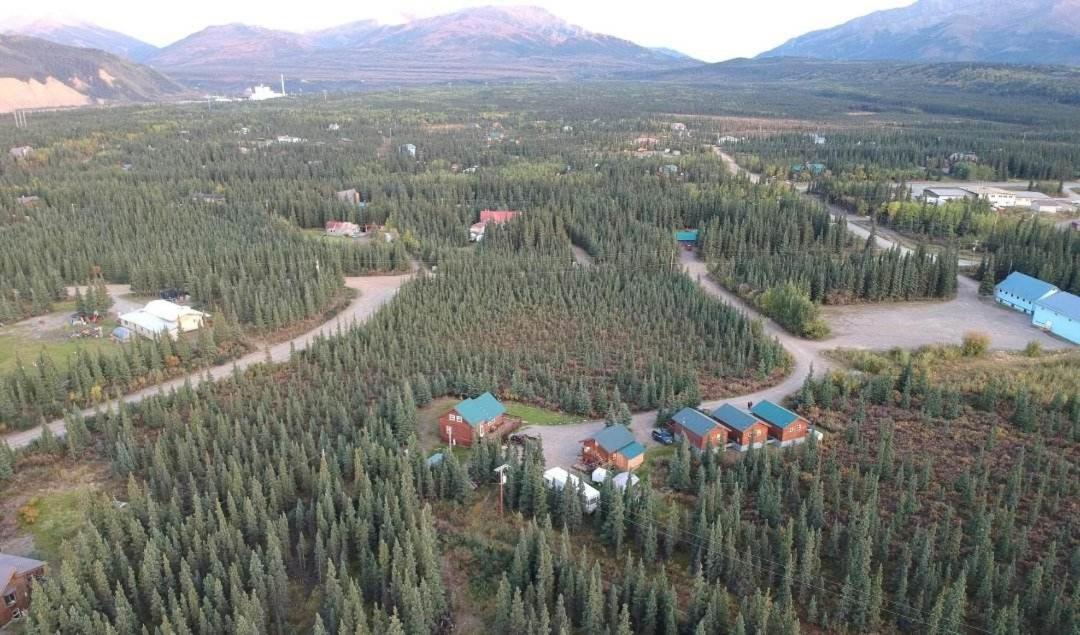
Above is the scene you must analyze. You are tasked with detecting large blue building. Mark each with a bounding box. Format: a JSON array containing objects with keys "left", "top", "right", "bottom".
[
  {"left": 994, "top": 271, "right": 1059, "bottom": 315},
  {"left": 1033, "top": 291, "right": 1080, "bottom": 345}
]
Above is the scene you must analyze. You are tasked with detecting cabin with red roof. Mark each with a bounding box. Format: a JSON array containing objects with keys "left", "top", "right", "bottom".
[{"left": 470, "top": 210, "right": 522, "bottom": 241}]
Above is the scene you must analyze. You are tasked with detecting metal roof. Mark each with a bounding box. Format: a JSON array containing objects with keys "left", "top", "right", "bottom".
[
  {"left": 455, "top": 392, "right": 506, "bottom": 427},
  {"left": 671, "top": 407, "right": 720, "bottom": 437},
  {"left": 995, "top": 272, "right": 1059, "bottom": 303},
  {"left": 751, "top": 400, "right": 801, "bottom": 428},
  {"left": 674, "top": 230, "right": 699, "bottom": 242},
  {"left": 589, "top": 424, "right": 636, "bottom": 454},
  {"left": 120, "top": 310, "right": 171, "bottom": 333},
  {"left": 711, "top": 404, "right": 763, "bottom": 432},
  {"left": 1036, "top": 291, "right": 1080, "bottom": 321},
  {"left": 620, "top": 441, "right": 646, "bottom": 460},
  {"left": 0, "top": 553, "right": 45, "bottom": 574},
  {"left": 925, "top": 188, "right": 972, "bottom": 197},
  {"left": 143, "top": 300, "right": 205, "bottom": 322}
]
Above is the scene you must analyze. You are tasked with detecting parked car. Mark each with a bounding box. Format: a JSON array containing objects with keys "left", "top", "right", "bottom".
[
  {"left": 651, "top": 429, "right": 675, "bottom": 445},
  {"left": 509, "top": 432, "right": 540, "bottom": 446}
]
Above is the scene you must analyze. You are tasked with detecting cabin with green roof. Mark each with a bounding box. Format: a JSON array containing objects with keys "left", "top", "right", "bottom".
[
  {"left": 750, "top": 400, "right": 810, "bottom": 446},
  {"left": 581, "top": 424, "right": 646, "bottom": 471},
  {"left": 440, "top": 392, "right": 508, "bottom": 447},
  {"left": 711, "top": 403, "right": 769, "bottom": 451}
]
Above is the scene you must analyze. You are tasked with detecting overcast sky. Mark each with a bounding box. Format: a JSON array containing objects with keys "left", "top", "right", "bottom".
[{"left": 1, "top": 0, "right": 915, "bottom": 62}]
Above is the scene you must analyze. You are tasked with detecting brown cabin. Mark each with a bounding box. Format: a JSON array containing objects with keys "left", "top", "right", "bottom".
[{"left": 1, "top": 553, "right": 46, "bottom": 627}]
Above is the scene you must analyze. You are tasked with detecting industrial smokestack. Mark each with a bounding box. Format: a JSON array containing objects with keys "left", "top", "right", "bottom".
[{"left": 280, "top": 74, "right": 285, "bottom": 96}]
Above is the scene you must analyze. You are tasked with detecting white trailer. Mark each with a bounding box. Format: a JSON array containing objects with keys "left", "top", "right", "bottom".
[{"left": 543, "top": 467, "right": 600, "bottom": 513}]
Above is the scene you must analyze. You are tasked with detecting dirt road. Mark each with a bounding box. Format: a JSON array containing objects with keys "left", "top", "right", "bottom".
[{"left": 4, "top": 272, "right": 414, "bottom": 450}]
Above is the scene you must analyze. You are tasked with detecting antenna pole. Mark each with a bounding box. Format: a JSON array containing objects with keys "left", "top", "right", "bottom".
[{"left": 280, "top": 74, "right": 285, "bottom": 96}]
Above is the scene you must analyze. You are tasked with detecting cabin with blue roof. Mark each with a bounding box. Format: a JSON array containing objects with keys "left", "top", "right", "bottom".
[
  {"left": 668, "top": 407, "right": 727, "bottom": 450},
  {"left": 439, "top": 392, "right": 507, "bottom": 447},
  {"left": 674, "top": 229, "right": 699, "bottom": 246},
  {"left": 750, "top": 400, "right": 810, "bottom": 447},
  {"left": 582, "top": 424, "right": 645, "bottom": 471},
  {"left": 1033, "top": 291, "right": 1080, "bottom": 345},
  {"left": 711, "top": 403, "right": 769, "bottom": 451},
  {"left": 995, "top": 272, "right": 1059, "bottom": 315}
]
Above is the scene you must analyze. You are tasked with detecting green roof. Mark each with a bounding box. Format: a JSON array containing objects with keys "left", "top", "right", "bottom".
[
  {"left": 590, "top": 424, "right": 636, "bottom": 454},
  {"left": 711, "top": 404, "right": 762, "bottom": 432},
  {"left": 620, "top": 441, "right": 646, "bottom": 460},
  {"left": 455, "top": 392, "right": 506, "bottom": 427},
  {"left": 750, "top": 400, "right": 800, "bottom": 428},
  {"left": 674, "top": 229, "right": 699, "bottom": 242},
  {"left": 671, "top": 407, "right": 720, "bottom": 437}
]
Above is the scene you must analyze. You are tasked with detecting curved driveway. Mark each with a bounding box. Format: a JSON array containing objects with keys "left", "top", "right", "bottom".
[{"left": 4, "top": 272, "right": 414, "bottom": 449}]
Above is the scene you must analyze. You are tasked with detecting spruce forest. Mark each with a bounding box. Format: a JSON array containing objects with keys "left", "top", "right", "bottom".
[{"left": 0, "top": 81, "right": 1077, "bottom": 635}]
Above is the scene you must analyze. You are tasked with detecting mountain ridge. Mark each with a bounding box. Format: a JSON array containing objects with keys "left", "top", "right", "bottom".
[
  {"left": 0, "top": 33, "right": 184, "bottom": 113},
  {"left": 759, "top": 0, "right": 1080, "bottom": 66}
]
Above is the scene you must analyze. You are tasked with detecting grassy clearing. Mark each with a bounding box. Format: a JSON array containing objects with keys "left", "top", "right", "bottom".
[
  {"left": 19, "top": 486, "right": 103, "bottom": 562},
  {"left": 0, "top": 319, "right": 120, "bottom": 374},
  {"left": 637, "top": 445, "right": 675, "bottom": 481},
  {"left": 418, "top": 397, "right": 459, "bottom": 451},
  {"left": 504, "top": 402, "right": 584, "bottom": 426},
  {"left": 829, "top": 345, "right": 1080, "bottom": 402}
]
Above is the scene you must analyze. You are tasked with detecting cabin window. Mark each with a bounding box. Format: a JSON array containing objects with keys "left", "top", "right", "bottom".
[{"left": 3, "top": 592, "right": 15, "bottom": 606}]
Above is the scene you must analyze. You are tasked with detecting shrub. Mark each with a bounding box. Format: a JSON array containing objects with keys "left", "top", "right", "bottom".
[
  {"left": 1024, "top": 340, "right": 1043, "bottom": 357},
  {"left": 961, "top": 331, "right": 990, "bottom": 357}
]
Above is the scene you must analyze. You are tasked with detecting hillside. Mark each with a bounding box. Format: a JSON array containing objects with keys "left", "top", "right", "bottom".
[
  {"left": 760, "top": 0, "right": 1080, "bottom": 66},
  {"left": 0, "top": 34, "right": 184, "bottom": 113},
  {"left": 145, "top": 6, "right": 697, "bottom": 87},
  {"left": 7, "top": 18, "right": 159, "bottom": 61}
]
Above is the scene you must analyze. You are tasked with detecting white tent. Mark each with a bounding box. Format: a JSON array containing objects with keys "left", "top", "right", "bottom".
[
  {"left": 590, "top": 467, "right": 609, "bottom": 483},
  {"left": 611, "top": 472, "right": 640, "bottom": 491}
]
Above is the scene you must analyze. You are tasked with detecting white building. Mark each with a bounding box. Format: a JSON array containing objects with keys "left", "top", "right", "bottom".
[
  {"left": 120, "top": 300, "right": 207, "bottom": 340},
  {"left": 924, "top": 187, "right": 974, "bottom": 205},
  {"left": 1031, "top": 199, "right": 1075, "bottom": 214},
  {"left": 965, "top": 186, "right": 1016, "bottom": 209},
  {"left": 1012, "top": 191, "right": 1050, "bottom": 208},
  {"left": 543, "top": 467, "right": 599, "bottom": 513},
  {"left": 249, "top": 85, "right": 283, "bottom": 101}
]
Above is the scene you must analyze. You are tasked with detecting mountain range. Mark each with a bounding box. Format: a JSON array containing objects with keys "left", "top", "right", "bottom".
[
  {"left": 761, "top": 0, "right": 1080, "bottom": 66},
  {"left": 3, "top": 7, "right": 699, "bottom": 90},
  {"left": 0, "top": 34, "right": 183, "bottom": 113}
]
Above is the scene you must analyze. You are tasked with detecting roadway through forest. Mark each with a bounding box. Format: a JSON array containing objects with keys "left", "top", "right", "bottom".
[
  {"left": 523, "top": 153, "right": 1072, "bottom": 469},
  {"left": 3, "top": 271, "right": 415, "bottom": 450}
]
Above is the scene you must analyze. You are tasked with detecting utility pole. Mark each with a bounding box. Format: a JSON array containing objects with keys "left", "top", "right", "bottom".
[{"left": 494, "top": 464, "right": 510, "bottom": 516}]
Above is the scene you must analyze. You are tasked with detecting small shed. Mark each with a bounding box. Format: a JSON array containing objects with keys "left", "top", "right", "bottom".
[{"left": 611, "top": 472, "right": 639, "bottom": 491}]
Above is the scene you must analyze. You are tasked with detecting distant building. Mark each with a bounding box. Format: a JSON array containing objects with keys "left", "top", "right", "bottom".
[
  {"left": 1031, "top": 199, "right": 1074, "bottom": 214},
  {"left": 581, "top": 425, "right": 645, "bottom": 471},
  {"left": 670, "top": 123, "right": 687, "bottom": 132},
  {"left": 674, "top": 229, "right": 699, "bottom": 245},
  {"left": 0, "top": 553, "right": 47, "bottom": 627},
  {"left": 15, "top": 195, "right": 39, "bottom": 206},
  {"left": 965, "top": 186, "right": 1016, "bottom": 209},
  {"left": 439, "top": 392, "right": 508, "bottom": 447},
  {"left": 949, "top": 152, "right": 979, "bottom": 163},
  {"left": 120, "top": 300, "right": 207, "bottom": 340},
  {"left": 8, "top": 146, "right": 32, "bottom": 160},
  {"left": 471, "top": 210, "right": 522, "bottom": 241},
  {"left": 635, "top": 136, "right": 660, "bottom": 147},
  {"left": 327, "top": 123, "right": 340, "bottom": 131},
  {"left": 1012, "top": 191, "right": 1050, "bottom": 207},
  {"left": 249, "top": 84, "right": 283, "bottom": 101},
  {"left": 791, "top": 162, "right": 826, "bottom": 177},
  {"left": 275, "top": 135, "right": 303, "bottom": 144},
  {"left": 994, "top": 271, "right": 1059, "bottom": 315},
  {"left": 924, "top": 187, "right": 974, "bottom": 206},
  {"left": 325, "top": 220, "right": 361, "bottom": 237},
  {"left": 399, "top": 143, "right": 417, "bottom": 158},
  {"left": 1033, "top": 291, "right": 1080, "bottom": 345},
  {"left": 191, "top": 193, "right": 225, "bottom": 205},
  {"left": 718, "top": 135, "right": 741, "bottom": 144},
  {"left": 659, "top": 164, "right": 679, "bottom": 176}
]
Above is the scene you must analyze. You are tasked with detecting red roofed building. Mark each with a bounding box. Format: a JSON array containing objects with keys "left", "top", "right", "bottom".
[
  {"left": 471, "top": 210, "right": 522, "bottom": 241},
  {"left": 479, "top": 210, "right": 521, "bottom": 224}
]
